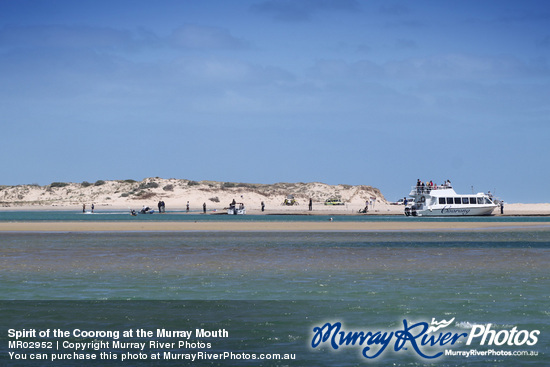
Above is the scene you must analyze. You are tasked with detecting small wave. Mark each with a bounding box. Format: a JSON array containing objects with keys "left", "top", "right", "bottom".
[
  {"left": 456, "top": 321, "right": 476, "bottom": 329},
  {"left": 456, "top": 321, "right": 516, "bottom": 329}
]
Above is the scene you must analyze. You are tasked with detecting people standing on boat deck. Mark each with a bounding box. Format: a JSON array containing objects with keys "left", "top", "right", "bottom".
[
  {"left": 261, "top": 201, "right": 265, "bottom": 212},
  {"left": 309, "top": 198, "right": 313, "bottom": 211},
  {"left": 426, "top": 181, "right": 433, "bottom": 193},
  {"left": 203, "top": 203, "right": 206, "bottom": 214}
]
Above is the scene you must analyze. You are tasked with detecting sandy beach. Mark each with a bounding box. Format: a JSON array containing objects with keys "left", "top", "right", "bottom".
[{"left": 1, "top": 220, "right": 549, "bottom": 232}]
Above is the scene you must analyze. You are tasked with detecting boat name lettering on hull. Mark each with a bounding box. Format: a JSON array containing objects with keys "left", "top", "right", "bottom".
[{"left": 441, "top": 207, "right": 470, "bottom": 215}]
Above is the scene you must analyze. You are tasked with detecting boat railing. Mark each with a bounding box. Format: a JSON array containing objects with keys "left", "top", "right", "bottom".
[{"left": 409, "top": 185, "right": 454, "bottom": 196}]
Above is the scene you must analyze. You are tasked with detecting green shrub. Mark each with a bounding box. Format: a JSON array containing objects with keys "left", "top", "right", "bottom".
[
  {"left": 81, "top": 181, "right": 92, "bottom": 187},
  {"left": 50, "top": 182, "right": 69, "bottom": 188},
  {"left": 94, "top": 180, "right": 106, "bottom": 186},
  {"left": 139, "top": 182, "right": 159, "bottom": 189},
  {"left": 134, "top": 191, "right": 156, "bottom": 199}
]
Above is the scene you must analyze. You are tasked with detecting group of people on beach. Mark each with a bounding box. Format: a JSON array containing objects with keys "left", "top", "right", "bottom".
[{"left": 129, "top": 201, "right": 209, "bottom": 214}]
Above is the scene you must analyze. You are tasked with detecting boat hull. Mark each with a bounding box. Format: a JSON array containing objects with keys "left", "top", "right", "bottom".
[
  {"left": 407, "top": 205, "right": 496, "bottom": 217},
  {"left": 227, "top": 208, "right": 246, "bottom": 215}
]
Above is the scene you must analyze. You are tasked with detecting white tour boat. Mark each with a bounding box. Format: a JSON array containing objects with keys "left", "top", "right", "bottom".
[{"left": 404, "top": 183, "right": 498, "bottom": 217}]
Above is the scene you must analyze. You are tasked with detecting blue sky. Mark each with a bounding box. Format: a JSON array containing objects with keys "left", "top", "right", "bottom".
[{"left": 1, "top": 0, "right": 549, "bottom": 203}]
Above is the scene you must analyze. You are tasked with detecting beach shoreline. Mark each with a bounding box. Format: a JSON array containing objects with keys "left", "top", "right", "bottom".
[{"left": 1, "top": 202, "right": 550, "bottom": 217}]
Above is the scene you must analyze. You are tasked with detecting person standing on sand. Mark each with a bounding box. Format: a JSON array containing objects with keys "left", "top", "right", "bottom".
[
  {"left": 186, "top": 201, "right": 190, "bottom": 213},
  {"left": 309, "top": 198, "right": 313, "bottom": 211},
  {"left": 158, "top": 201, "right": 162, "bottom": 213},
  {"left": 203, "top": 203, "right": 206, "bottom": 214},
  {"left": 83, "top": 204, "right": 86, "bottom": 213},
  {"left": 91, "top": 203, "right": 94, "bottom": 213},
  {"left": 261, "top": 201, "right": 265, "bottom": 212}
]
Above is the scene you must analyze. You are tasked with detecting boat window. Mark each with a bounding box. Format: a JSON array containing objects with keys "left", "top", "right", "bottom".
[
  {"left": 470, "top": 197, "right": 477, "bottom": 204},
  {"left": 439, "top": 198, "right": 446, "bottom": 205},
  {"left": 447, "top": 198, "right": 453, "bottom": 204},
  {"left": 484, "top": 197, "right": 493, "bottom": 204},
  {"left": 462, "top": 197, "right": 469, "bottom": 204},
  {"left": 454, "top": 198, "right": 461, "bottom": 204},
  {"left": 477, "top": 197, "right": 483, "bottom": 204}
]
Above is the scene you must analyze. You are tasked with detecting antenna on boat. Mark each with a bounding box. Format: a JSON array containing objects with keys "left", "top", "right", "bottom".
[{"left": 471, "top": 185, "right": 474, "bottom": 194}]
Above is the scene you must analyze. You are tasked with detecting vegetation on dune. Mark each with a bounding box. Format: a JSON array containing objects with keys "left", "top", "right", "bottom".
[{"left": 0, "top": 178, "right": 387, "bottom": 207}]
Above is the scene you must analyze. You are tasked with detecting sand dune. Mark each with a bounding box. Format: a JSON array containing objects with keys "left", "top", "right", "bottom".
[{"left": 0, "top": 178, "right": 385, "bottom": 213}]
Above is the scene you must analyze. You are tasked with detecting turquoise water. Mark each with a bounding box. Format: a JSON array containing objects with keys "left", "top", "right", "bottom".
[{"left": 1, "top": 215, "right": 548, "bottom": 365}]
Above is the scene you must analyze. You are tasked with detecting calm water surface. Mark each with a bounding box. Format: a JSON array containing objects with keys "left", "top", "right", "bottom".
[{"left": 1, "top": 217, "right": 548, "bottom": 366}]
